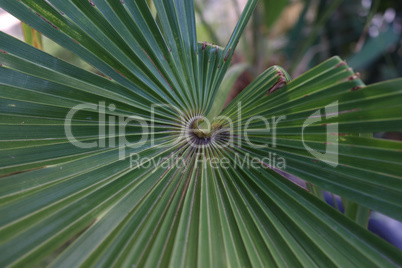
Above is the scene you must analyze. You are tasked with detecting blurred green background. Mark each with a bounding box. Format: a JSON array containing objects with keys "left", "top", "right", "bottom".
[{"left": 194, "top": 0, "right": 402, "bottom": 82}]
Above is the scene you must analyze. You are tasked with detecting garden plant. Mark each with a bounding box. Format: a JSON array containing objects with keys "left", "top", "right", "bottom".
[{"left": 0, "top": 0, "right": 402, "bottom": 267}]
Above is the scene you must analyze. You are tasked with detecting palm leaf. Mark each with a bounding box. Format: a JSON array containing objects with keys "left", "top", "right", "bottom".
[{"left": 0, "top": 0, "right": 401, "bottom": 267}]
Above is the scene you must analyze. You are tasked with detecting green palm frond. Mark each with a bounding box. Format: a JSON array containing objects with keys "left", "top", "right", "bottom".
[{"left": 0, "top": 0, "right": 401, "bottom": 267}]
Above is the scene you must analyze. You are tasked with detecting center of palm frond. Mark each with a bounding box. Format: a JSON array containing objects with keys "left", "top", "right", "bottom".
[
  {"left": 183, "top": 117, "right": 230, "bottom": 148},
  {"left": 191, "top": 118, "right": 213, "bottom": 139}
]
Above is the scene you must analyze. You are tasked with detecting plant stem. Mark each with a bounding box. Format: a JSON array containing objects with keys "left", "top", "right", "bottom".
[
  {"left": 306, "top": 183, "right": 325, "bottom": 202},
  {"left": 344, "top": 199, "right": 371, "bottom": 228},
  {"left": 21, "top": 22, "right": 43, "bottom": 50}
]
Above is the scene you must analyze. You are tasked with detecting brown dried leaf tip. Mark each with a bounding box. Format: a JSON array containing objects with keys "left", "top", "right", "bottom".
[
  {"left": 202, "top": 41, "right": 207, "bottom": 50},
  {"left": 267, "top": 70, "right": 287, "bottom": 95},
  {"left": 224, "top": 48, "right": 231, "bottom": 62},
  {"left": 335, "top": 60, "right": 347, "bottom": 68},
  {"left": 348, "top": 72, "right": 360, "bottom": 81}
]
